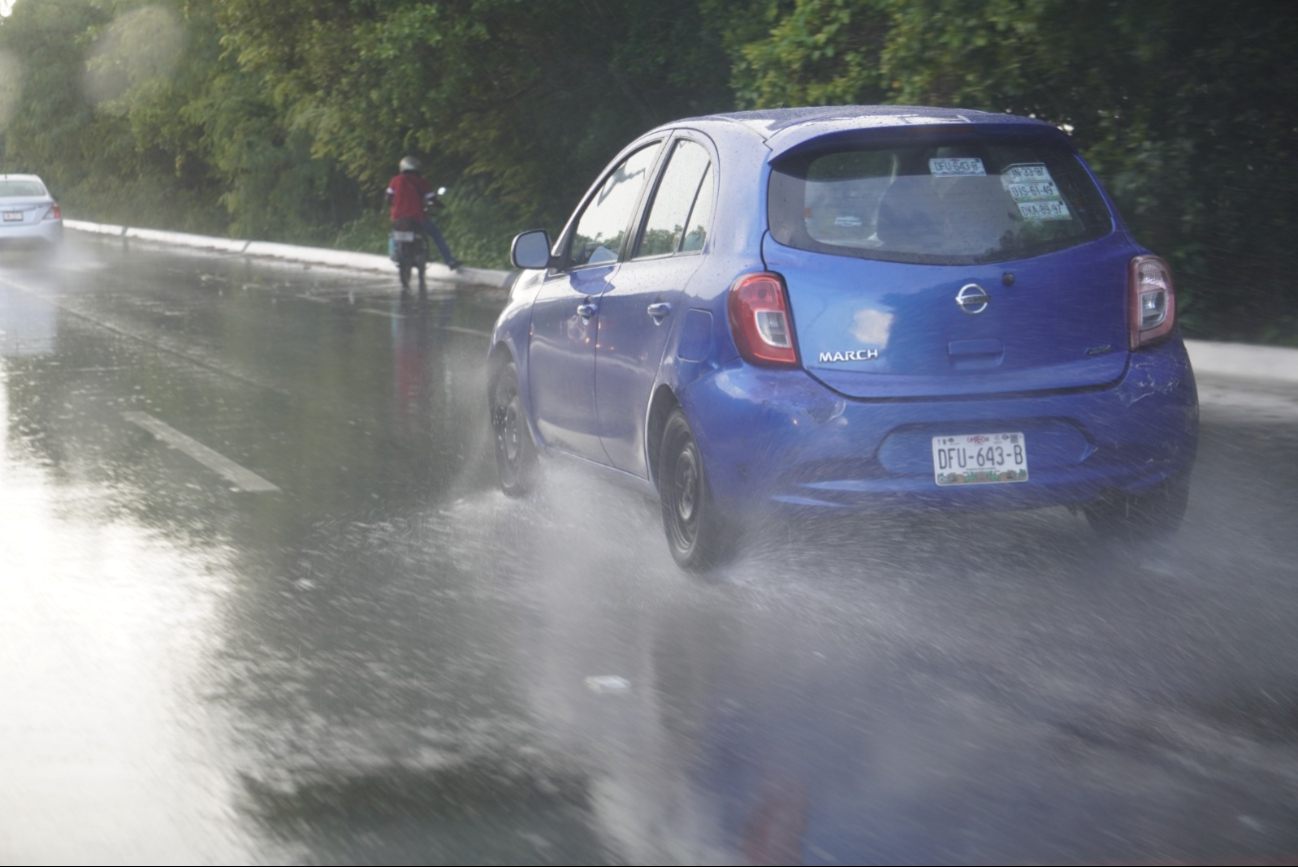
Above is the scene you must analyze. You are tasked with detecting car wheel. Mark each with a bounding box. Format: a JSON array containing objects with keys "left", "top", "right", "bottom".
[
  {"left": 659, "top": 408, "right": 732, "bottom": 571},
  {"left": 1084, "top": 473, "right": 1190, "bottom": 542},
  {"left": 490, "top": 361, "right": 537, "bottom": 496}
]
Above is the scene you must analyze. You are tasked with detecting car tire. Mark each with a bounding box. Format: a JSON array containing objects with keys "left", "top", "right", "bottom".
[
  {"left": 1084, "top": 473, "right": 1190, "bottom": 542},
  {"left": 490, "top": 361, "right": 537, "bottom": 496},
  {"left": 659, "top": 408, "right": 732, "bottom": 571}
]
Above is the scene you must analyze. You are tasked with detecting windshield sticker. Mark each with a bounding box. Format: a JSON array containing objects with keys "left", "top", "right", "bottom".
[
  {"left": 1002, "top": 163, "right": 1070, "bottom": 221},
  {"left": 929, "top": 157, "right": 986, "bottom": 177}
]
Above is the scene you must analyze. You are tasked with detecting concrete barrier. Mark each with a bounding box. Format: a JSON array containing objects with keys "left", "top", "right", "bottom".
[
  {"left": 63, "top": 219, "right": 128, "bottom": 237},
  {"left": 66, "top": 219, "right": 514, "bottom": 290},
  {"left": 64, "top": 220, "right": 1298, "bottom": 382},
  {"left": 1185, "top": 340, "right": 1298, "bottom": 384},
  {"left": 125, "top": 227, "right": 249, "bottom": 254},
  {"left": 242, "top": 240, "right": 391, "bottom": 272}
]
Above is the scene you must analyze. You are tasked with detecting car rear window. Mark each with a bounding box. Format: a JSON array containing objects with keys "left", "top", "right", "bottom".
[
  {"left": 0, "top": 180, "right": 47, "bottom": 197},
  {"left": 768, "top": 134, "right": 1112, "bottom": 265}
]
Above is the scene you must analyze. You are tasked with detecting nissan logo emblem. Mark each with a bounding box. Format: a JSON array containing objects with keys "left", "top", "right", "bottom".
[{"left": 956, "top": 283, "right": 990, "bottom": 314}]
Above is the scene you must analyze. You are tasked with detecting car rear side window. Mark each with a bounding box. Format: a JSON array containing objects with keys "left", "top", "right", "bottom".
[
  {"left": 768, "top": 134, "right": 1112, "bottom": 265},
  {"left": 635, "top": 139, "right": 712, "bottom": 259}
]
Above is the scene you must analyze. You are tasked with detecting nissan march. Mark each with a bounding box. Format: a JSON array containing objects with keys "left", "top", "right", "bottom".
[{"left": 488, "top": 106, "right": 1198, "bottom": 569}]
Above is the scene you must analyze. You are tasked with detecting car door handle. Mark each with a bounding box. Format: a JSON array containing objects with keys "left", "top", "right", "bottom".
[
  {"left": 576, "top": 302, "right": 598, "bottom": 320},
  {"left": 647, "top": 302, "right": 672, "bottom": 323}
]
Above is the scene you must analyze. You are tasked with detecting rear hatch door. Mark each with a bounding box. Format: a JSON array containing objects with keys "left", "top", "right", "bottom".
[{"left": 764, "top": 126, "right": 1132, "bottom": 398}]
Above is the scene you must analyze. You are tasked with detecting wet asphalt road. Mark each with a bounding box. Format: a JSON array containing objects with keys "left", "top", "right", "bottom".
[{"left": 1, "top": 235, "right": 1297, "bottom": 865}]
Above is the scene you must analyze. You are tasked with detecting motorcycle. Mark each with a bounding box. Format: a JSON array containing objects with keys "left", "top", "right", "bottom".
[{"left": 389, "top": 186, "right": 447, "bottom": 292}]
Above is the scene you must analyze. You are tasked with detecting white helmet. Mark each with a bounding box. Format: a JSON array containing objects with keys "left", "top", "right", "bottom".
[{"left": 399, "top": 156, "right": 420, "bottom": 172}]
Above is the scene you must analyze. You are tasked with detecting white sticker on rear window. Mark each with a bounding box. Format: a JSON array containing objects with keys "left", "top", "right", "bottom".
[
  {"left": 1003, "top": 163, "right": 1053, "bottom": 184},
  {"left": 1002, "top": 163, "right": 1070, "bottom": 221},
  {"left": 1005, "top": 181, "right": 1061, "bottom": 202},
  {"left": 929, "top": 157, "right": 986, "bottom": 177},
  {"left": 1017, "top": 200, "right": 1072, "bottom": 221}
]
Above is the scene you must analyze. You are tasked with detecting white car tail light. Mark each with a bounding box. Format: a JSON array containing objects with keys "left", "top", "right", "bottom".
[{"left": 1129, "top": 255, "right": 1175, "bottom": 349}]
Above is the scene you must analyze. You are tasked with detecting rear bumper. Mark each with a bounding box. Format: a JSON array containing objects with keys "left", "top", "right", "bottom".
[
  {"left": 0, "top": 219, "right": 62, "bottom": 246},
  {"left": 681, "top": 340, "right": 1198, "bottom": 514}
]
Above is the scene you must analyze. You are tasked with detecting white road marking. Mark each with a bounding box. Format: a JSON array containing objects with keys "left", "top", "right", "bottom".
[
  {"left": 122, "top": 412, "right": 280, "bottom": 492},
  {"left": 445, "top": 325, "right": 490, "bottom": 338},
  {"left": 359, "top": 308, "right": 404, "bottom": 319}
]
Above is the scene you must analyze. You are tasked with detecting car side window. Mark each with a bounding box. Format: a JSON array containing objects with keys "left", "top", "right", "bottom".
[
  {"left": 635, "top": 140, "right": 712, "bottom": 259},
  {"left": 568, "top": 144, "right": 661, "bottom": 268}
]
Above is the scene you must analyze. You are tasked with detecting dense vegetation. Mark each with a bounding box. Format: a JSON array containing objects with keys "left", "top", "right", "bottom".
[{"left": 2, "top": 0, "right": 1295, "bottom": 343}]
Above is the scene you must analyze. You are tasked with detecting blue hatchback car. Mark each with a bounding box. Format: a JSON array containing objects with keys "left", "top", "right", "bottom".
[{"left": 489, "top": 106, "right": 1198, "bottom": 569}]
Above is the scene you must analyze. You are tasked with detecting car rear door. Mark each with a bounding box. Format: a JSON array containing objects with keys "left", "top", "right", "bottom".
[{"left": 594, "top": 136, "right": 716, "bottom": 476}]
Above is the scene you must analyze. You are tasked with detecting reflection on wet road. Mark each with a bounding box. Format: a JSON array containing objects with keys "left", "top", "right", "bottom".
[{"left": 1, "top": 237, "right": 1297, "bottom": 864}]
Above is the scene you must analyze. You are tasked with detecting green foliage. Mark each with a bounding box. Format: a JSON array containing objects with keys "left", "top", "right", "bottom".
[
  {"left": 432, "top": 177, "right": 529, "bottom": 270},
  {"left": 0, "top": 0, "right": 366, "bottom": 241},
  {"left": 734, "top": 0, "right": 889, "bottom": 107}
]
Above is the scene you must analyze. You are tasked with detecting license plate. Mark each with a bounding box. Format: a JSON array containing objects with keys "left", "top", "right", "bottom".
[
  {"left": 392, "top": 231, "right": 415, "bottom": 242},
  {"left": 3, "top": 212, "right": 22, "bottom": 222},
  {"left": 932, "top": 432, "right": 1028, "bottom": 486}
]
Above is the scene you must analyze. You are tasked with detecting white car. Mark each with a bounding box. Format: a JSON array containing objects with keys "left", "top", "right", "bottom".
[{"left": 0, "top": 174, "right": 63, "bottom": 247}]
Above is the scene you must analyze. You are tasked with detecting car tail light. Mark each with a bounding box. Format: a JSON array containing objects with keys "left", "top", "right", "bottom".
[
  {"left": 728, "top": 271, "right": 798, "bottom": 368},
  {"left": 1128, "top": 255, "right": 1175, "bottom": 349},
  {"left": 44, "top": 202, "right": 61, "bottom": 220}
]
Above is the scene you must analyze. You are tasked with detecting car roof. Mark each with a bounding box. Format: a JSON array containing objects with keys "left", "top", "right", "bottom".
[
  {"left": 0, "top": 174, "right": 47, "bottom": 183},
  {"left": 658, "top": 105, "right": 1067, "bottom": 157}
]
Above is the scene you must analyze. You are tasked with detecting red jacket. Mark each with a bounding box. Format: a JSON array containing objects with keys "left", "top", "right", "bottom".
[{"left": 387, "top": 172, "right": 431, "bottom": 221}]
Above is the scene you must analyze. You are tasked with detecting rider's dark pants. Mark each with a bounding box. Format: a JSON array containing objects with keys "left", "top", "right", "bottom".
[{"left": 420, "top": 218, "right": 456, "bottom": 266}]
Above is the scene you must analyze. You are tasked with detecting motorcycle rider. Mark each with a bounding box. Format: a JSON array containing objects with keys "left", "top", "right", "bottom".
[{"left": 386, "top": 156, "right": 459, "bottom": 270}]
